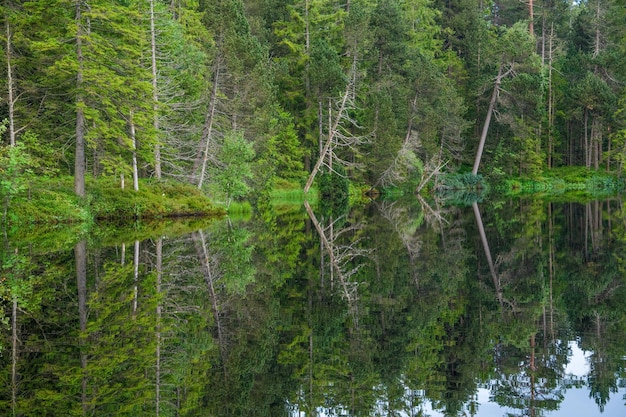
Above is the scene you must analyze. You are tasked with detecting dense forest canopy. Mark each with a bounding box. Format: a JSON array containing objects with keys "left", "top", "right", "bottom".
[{"left": 1, "top": 0, "right": 625, "bottom": 199}]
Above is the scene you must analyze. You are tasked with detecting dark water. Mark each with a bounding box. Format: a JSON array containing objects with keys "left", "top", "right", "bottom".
[{"left": 1, "top": 197, "right": 625, "bottom": 416}]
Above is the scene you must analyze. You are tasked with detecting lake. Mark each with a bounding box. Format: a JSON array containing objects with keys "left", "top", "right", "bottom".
[{"left": 1, "top": 196, "right": 625, "bottom": 416}]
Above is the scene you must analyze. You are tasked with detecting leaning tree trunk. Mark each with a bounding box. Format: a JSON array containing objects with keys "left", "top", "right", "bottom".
[{"left": 472, "top": 65, "right": 505, "bottom": 175}]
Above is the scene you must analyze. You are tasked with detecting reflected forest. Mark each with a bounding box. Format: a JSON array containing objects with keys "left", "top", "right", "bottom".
[{"left": 2, "top": 197, "right": 626, "bottom": 416}]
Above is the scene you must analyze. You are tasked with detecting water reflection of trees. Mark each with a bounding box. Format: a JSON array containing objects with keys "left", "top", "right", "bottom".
[{"left": 0, "top": 199, "right": 625, "bottom": 416}]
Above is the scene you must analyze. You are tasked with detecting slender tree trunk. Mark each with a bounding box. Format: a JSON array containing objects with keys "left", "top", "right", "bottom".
[
  {"left": 6, "top": 18, "right": 16, "bottom": 146},
  {"left": 593, "top": 0, "right": 601, "bottom": 59},
  {"left": 130, "top": 111, "right": 139, "bottom": 191},
  {"left": 592, "top": 117, "right": 600, "bottom": 170},
  {"left": 318, "top": 99, "right": 323, "bottom": 159},
  {"left": 547, "top": 24, "right": 554, "bottom": 168},
  {"left": 75, "top": 0, "right": 86, "bottom": 197},
  {"left": 584, "top": 108, "right": 590, "bottom": 168},
  {"left": 528, "top": 0, "right": 534, "bottom": 36},
  {"left": 195, "top": 55, "right": 221, "bottom": 189},
  {"left": 149, "top": 0, "right": 161, "bottom": 178}
]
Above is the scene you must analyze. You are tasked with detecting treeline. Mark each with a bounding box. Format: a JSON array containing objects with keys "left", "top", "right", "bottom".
[{"left": 1, "top": 0, "right": 625, "bottom": 200}]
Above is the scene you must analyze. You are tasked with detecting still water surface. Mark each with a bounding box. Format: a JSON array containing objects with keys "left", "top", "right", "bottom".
[{"left": 1, "top": 197, "right": 625, "bottom": 416}]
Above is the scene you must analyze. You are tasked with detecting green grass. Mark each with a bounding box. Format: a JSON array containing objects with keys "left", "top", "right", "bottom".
[
  {"left": 497, "top": 167, "right": 625, "bottom": 198},
  {"left": 270, "top": 179, "right": 319, "bottom": 205},
  {"left": 6, "top": 175, "right": 224, "bottom": 226}
]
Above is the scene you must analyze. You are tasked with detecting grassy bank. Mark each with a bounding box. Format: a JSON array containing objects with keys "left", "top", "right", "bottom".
[
  {"left": 4, "top": 176, "right": 225, "bottom": 226},
  {"left": 497, "top": 167, "right": 625, "bottom": 198}
]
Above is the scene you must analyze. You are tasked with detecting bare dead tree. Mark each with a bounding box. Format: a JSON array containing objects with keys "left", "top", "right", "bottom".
[{"left": 304, "top": 59, "right": 370, "bottom": 193}]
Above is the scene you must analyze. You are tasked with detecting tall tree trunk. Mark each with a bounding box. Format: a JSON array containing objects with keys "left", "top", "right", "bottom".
[
  {"left": 149, "top": 0, "right": 161, "bottom": 179},
  {"left": 5, "top": 18, "right": 16, "bottom": 147},
  {"left": 74, "top": 0, "right": 86, "bottom": 197},
  {"left": 547, "top": 24, "right": 554, "bottom": 168}
]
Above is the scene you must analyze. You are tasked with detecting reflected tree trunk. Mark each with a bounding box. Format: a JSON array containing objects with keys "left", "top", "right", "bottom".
[
  {"left": 133, "top": 240, "right": 139, "bottom": 318},
  {"left": 155, "top": 237, "right": 162, "bottom": 417},
  {"left": 193, "top": 230, "right": 227, "bottom": 369},
  {"left": 472, "top": 202, "right": 504, "bottom": 308},
  {"left": 304, "top": 201, "right": 366, "bottom": 322},
  {"left": 11, "top": 298, "right": 18, "bottom": 415},
  {"left": 75, "top": 239, "right": 88, "bottom": 414}
]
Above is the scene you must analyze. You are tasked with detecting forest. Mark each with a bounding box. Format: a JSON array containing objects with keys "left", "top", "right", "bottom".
[{"left": 1, "top": 0, "right": 625, "bottom": 206}]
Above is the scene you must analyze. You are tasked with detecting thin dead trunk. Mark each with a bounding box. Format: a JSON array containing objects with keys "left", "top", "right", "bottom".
[
  {"left": 304, "top": 82, "right": 351, "bottom": 193},
  {"left": 195, "top": 55, "right": 221, "bottom": 189},
  {"left": 130, "top": 111, "right": 139, "bottom": 191},
  {"left": 304, "top": 56, "right": 365, "bottom": 194}
]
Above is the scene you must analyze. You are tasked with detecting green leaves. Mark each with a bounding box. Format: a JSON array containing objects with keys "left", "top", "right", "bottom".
[{"left": 211, "top": 131, "right": 255, "bottom": 206}]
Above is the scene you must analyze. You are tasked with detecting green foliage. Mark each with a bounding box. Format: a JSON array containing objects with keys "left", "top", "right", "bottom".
[
  {"left": 318, "top": 166, "right": 349, "bottom": 216},
  {"left": 7, "top": 176, "right": 224, "bottom": 225},
  {"left": 211, "top": 131, "right": 255, "bottom": 207},
  {"left": 89, "top": 177, "right": 224, "bottom": 220},
  {"left": 0, "top": 140, "right": 34, "bottom": 225}
]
